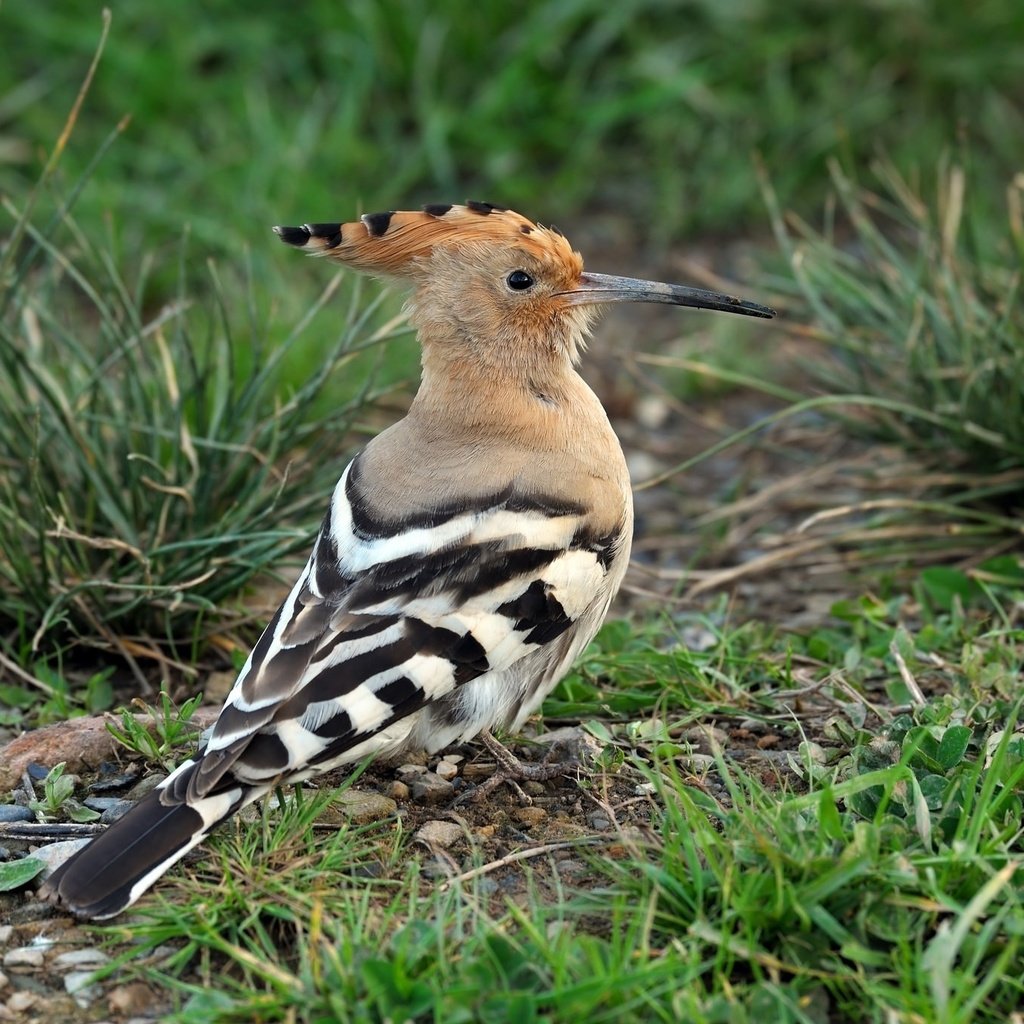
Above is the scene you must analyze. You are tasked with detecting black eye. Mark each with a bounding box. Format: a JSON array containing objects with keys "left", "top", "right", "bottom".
[{"left": 506, "top": 270, "right": 534, "bottom": 291}]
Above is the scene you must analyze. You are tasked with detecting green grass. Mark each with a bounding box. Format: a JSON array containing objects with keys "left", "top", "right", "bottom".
[
  {"left": 1, "top": 0, "right": 1021, "bottom": 293},
  {"left": 72, "top": 575, "right": 1023, "bottom": 1023},
  {"left": 768, "top": 160, "right": 1024, "bottom": 478},
  {"left": 0, "top": 129, "right": 412, "bottom": 686}
]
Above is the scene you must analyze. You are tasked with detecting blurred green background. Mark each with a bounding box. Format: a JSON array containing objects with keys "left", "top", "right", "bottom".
[
  {"left": 3, "top": 0, "right": 1022, "bottom": 268},
  {"left": 1, "top": 0, "right": 1022, "bottom": 672}
]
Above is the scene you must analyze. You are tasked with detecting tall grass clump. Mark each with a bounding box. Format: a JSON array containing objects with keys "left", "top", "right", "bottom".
[
  {"left": 0, "top": 139, "right": 408, "bottom": 675},
  {"left": 770, "top": 161, "right": 1024, "bottom": 478}
]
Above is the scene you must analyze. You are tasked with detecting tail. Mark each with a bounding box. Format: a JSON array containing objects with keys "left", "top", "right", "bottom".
[{"left": 40, "top": 759, "right": 257, "bottom": 919}]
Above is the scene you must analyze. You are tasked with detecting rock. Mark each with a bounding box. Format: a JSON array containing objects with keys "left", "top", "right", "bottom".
[
  {"left": 0, "top": 969, "right": 7, "bottom": 992},
  {"left": 683, "top": 725, "right": 729, "bottom": 748},
  {"left": 434, "top": 760, "right": 459, "bottom": 781},
  {"left": 3, "top": 947, "right": 44, "bottom": 970},
  {"left": 202, "top": 670, "right": 237, "bottom": 704},
  {"left": 514, "top": 807, "right": 547, "bottom": 828},
  {"left": 322, "top": 790, "right": 397, "bottom": 825},
  {"left": 388, "top": 781, "right": 410, "bottom": 801},
  {"left": 52, "top": 948, "right": 110, "bottom": 970},
  {"left": 0, "top": 806, "right": 33, "bottom": 823},
  {"left": 410, "top": 772, "right": 454, "bottom": 805},
  {"left": 100, "top": 800, "right": 135, "bottom": 825},
  {"left": 0, "top": 710, "right": 218, "bottom": 793},
  {"left": 532, "top": 726, "right": 601, "bottom": 764},
  {"left": 0, "top": 926, "right": 11, "bottom": 944},
  {"left": 126, "top": 773, "right": 168, "bottom": 800},
  {"left": 396, "top": 763, "right": 427, "bottom": 779},
  {"left": 107, "top": 982, "right": 158, "bottom": 1016},
  {"left": 6, "top": 990, "right": 36, "bottom": 1012},
  {"left": 88, "top": 762, "right": 142, "bottom": 793},
  {"left": 415, "top": 820, "right": 463, "bottom": 848},
  {"left": 31, "top": 838, "right": 91, "bottom": 879},
  {"left": 587, "top": 813, "right": 612, "bottom": 831},
  {"left": 64, "top": 969, "right": 101, "bottom": 1006}
]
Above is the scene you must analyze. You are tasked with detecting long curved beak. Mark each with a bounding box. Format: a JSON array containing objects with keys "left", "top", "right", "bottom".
[{"left": 560, "top": 272, "right": 775, "bottom": 319}]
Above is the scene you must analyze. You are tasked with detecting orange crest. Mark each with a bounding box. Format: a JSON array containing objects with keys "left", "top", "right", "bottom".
[{"left": 274, "top": 201, "right": 581, "bottom": 278}]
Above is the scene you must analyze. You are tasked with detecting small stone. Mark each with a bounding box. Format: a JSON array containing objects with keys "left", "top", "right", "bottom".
[
  {"left": 325, "top": 790, "right": 397, "bottom": 825},
  {"left": 514, "top": 806, "right": 547, "bottom": 828},
  {"left": 53, "top": 948, "right": 110, "bottom": 970},
  {"left": 434, "top": 760, "right": 458, "bottom": 781},
  {"left": 0, "top": 970, "right": 7, "bottom": 992},
  {"left": 25, "top": 763, "right": 50, "bottom": 781},
  {"left": 7, "top": 990, "right": 36, "bottom": 1012},
  {"left": 587, "top": 813, "right": 612, "bottom": 831},
  {"left": 83, "top": 796, "right": 124, "bottom": 812},
  {"left": 415, "top": 820, "right": 463, "bottom": 848},
  {"left": 410, "top": 772, "right": 454, "bottom": 805},
  {"left": 388, "top": 781, "right": 410, "bottom": 801},
  {"left": 0, "top": 925, "right": 11, "bottom": 945},
  {"left": 100, "top": 800, "right": 135, "bottom": 825},
  {"left": 107, "top": 982, "right": 157, "bottom": 1016},
  {"left": 203, "top": 669, "right": 237, "bottom": 704},
  {"left": 756, "top": 734, "right": 780, "bottom": 750},
  {"left": 685, "top": 753, "right": 715, "bottom": 771},
  {"left": 30, "top": 838, "right": 91, "bottom": 879},
  {"left": 396, "top": 763, "right": 427, "bottom": 779},
  {"left": 683, "top": 725, "right": 729, "bottom": 748},
  {"left": 3, "top": 947, "right": 44, "bottom": 970},
  {"left": 523, "top": 781, "right": 546, "bottom": 796},
  {"left": 0, "top": 805, "right": 33, "bottom": 823},
  {"left": 126, "top": 773, "right": 167, "bottom": 800},
  {"left": 65, "top": 968, "right": 101, "bottom": 1005}
]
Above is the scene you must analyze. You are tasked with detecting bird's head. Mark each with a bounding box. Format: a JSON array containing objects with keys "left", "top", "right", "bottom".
[{"left": 274, "top": 202, "right": 774, "bottom": 380}]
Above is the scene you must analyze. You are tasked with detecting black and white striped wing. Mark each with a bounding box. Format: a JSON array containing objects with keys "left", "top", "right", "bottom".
[{"left": 188, "top": 459, "right": 623, "bottom": 800}]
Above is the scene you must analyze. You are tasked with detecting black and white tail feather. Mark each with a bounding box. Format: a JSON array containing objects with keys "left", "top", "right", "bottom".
[{"left": 43, "top": 457, "right": 628, "bottom": 919}]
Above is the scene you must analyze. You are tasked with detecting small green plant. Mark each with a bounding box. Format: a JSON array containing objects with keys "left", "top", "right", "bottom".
[
  {"left": 29, "top": 761, "right": 99, "bottom": 823},
  {"left": 106, "top": 691, "right": 205, "bottom": 770}
]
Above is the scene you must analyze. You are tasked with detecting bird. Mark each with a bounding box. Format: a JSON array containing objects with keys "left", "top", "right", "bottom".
[{"left": 42, "top": 201, "right": 775, "bottom": 919}]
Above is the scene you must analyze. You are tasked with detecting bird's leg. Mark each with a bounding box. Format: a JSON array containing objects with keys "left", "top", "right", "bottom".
[{"left": 459, "top": 728, "right": 577, "bottom": 806}]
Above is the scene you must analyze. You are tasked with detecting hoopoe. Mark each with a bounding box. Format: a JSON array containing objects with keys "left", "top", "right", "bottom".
[{"left": 43, "top": 201, "right": 774, "bottom": 919}]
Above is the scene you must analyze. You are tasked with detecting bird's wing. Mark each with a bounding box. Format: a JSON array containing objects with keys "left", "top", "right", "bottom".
[{"left": 184, "top": 455, "right": 625, "bottom": 801}]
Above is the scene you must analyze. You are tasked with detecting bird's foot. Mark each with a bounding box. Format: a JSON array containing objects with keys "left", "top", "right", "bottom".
[{"left": 456, "top": 728, "right": 576, "bottom": 806}]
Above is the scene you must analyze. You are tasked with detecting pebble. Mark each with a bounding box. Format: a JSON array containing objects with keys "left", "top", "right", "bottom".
[
  {"left": 31, "top": 838, "right": 92, "bottom": 879},
  {"left": 100, "top": 800, "right": 136, "bottom": 825},
  {"left": 0, "top": 969, "right": 7, "bottom": 991},
  {"left": 324, "top": 790, "right": 397, "bottom": 825},
  {"left": 410, "top": 772, "right": 454, "bottom": 805},
  {"left": 685, "top": 753, "right": 716, "bottom": 771},
  {"left": 7, "top": 990, "right": 36, "bottom": 1012},
  {"left": 25, "top": 763, "right": 51, "bottom": 781},
  {"left": 0, "top": 805, "right": 33, "bottom": 823},
  {"left": 83, "top": 796, "right": 126, "bottom": 813},
  {"left": 3, "top": 947, "right": 44, "bottom": 970},
  {"left": 434, "top": 760, "right": 459, "bottom": 781},
  {"left": 396, "top": 763, "right": 427, "bottom": 779},
  {"left": 65, "top": 968, "right": 101, "bottom": 1006},
  {"left": 587, "top": 813, "right": 612, "bottom": 831},
  {"left": 683, "top": 725, "right": 729, "bottom": 748},
  {"left": 415, "top": 820, "right": 463, "bottom": 848},
  {"left": 514, "top": 806, "right": 547, "bottom": 828},
  {"left": 388, "top": 781, "right": 410, "bottom": 801},
  {"left": 0, "top": 926, "right": 11, "bottom": 944},
  {"left": 53, "top": 948, "right": 110, "bottom": 970},
  {"left": 126, "top": 773, "right": 167, "bottom": 800},
  {"left": 89, "top": 763, "right": 141, "bottom": 793}
]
